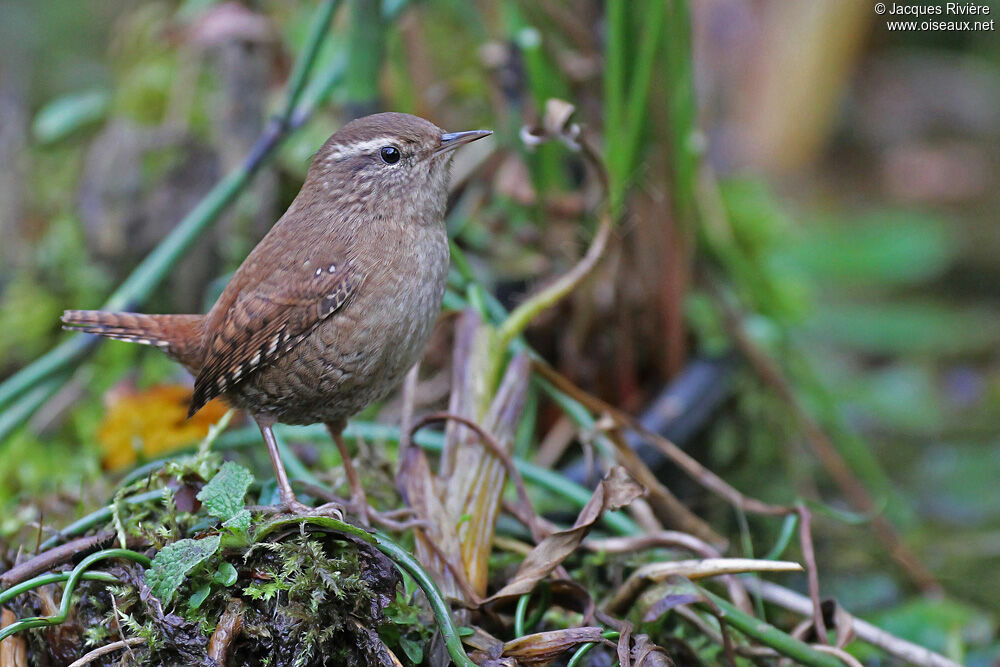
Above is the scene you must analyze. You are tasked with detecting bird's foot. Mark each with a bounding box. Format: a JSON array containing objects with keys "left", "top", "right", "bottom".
[
  {"left": 277, "top": 499, "right": 345, "bottom": 521},
  {"left": 351, "top": 504, "right": 427, "bottom": 531}
]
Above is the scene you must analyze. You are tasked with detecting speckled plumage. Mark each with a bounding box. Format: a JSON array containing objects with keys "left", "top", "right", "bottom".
[{"left": 64, "top": 113, "right": 483, "bottom": 429}]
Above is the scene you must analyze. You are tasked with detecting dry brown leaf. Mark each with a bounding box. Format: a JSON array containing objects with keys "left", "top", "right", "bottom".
[
  {"left": 1, "top": 608, "right": 27, "bottom": 667},
  {"left": 486, "top": 466, "right": 644, "bottom": 602},
  {"left": 502, "top": 627, "right": 605, "bottom": 664}
]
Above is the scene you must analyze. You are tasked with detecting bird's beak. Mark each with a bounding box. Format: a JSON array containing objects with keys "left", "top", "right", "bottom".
[{"left": 436, "top": 129, "right": 492, "bottom": 154}]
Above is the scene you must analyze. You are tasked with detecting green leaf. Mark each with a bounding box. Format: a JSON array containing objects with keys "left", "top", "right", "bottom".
[
  {"left": 189, "top": 583, "right": 212, "bottom": 611},
  {"left": 197, "top": 462, "right": 254, "bottom": 525},
  {"left": 806, "top": 300, "right": 1000, "bottom": 356},
  {"left": 783, "top": 210, "right": 956, "bottom": 288},
  {"left": 145, "top": 535, "right": 221, "bottom": 605},
  {"left": 213, "top": 561, "right": 239, "bottom": 587},
  {"left": 32, "top": 89, "right": 111, "bottom": 145},
  {"left": 222, "top": 509, "right": 251, "bottom": 535},
  {"left": 399, "top": 636, "right": 423, "bottom": 664},
  {"left": 868, "top": 597, "right": 993, "bottom": 656}
]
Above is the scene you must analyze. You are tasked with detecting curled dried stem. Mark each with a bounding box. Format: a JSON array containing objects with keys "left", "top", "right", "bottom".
[{"left": 496, "top": 100, "right": 613, "bottom": 351}]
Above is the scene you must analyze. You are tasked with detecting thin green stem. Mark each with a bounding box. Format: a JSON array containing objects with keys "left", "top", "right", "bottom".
[
  {"left": 699, "top": 589, "right": 844, "bottom": 667},
  {"left": 495, "top": 136, "right": 612, "bottom": 358},
  {"left": 763, "top": 513, "right": 799, "bottom": 561},
  {"left": 621, "top": 0, "right": 665, "bottom": 177},
  {"left": 664, "top": 0, "right": 698, "bottom": 229},
  {"left": 604, "top": 0, "right": 627, "bottom": 212},
  {"left": 0, "top": 375, "right": 65, "bottom": 444},
  {"left": 373, "top": 531, "right": 478, "bottom": 667},
  {"left": 343, "top": 0, "right": 385, "bottom": 113},
  {"left": 567, "top": 630, "right": 620, "bottom": 667},
  {"left": 0, "top": 571, "right": 118, "bottom": 606},
  {"left": 0, "top": 549, "right": 151, "bottom": 643},
  {"left": 253, "top": 515, "right": 374, "bottom": 544},
  {"left": 496, "top": 209, "right": 610, "bottom": 352},
  {"left": 514, "top": 592, "right": 531, "bottom": 637},
  {"left": 278, "top": 0, "right": 341, "bottom": 125}
]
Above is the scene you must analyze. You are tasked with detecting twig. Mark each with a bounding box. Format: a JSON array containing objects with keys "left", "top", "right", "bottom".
[
  {"left": 496, "top": 131, "right": 612, "bottom": 351},
  {"left": 585, "top": 531, "right": 719, "bottom": 558},
  {"left": 534, "top": 360, "right": 792, "bottom": 517},
  {"left": 711, "top": 283, "right": 942, "bottom": 593},
  {"left": 605, "top": 559, "right": 802, "bottom": 615},
  {"left": 65, "top": 637, "right": 146, "bottom": 667},
  {"left": 0, "top": 532, "right": 113, "bottom": 588},
  {"left": 797, "top": 504, "right": 828, "bottom": 644},
  {"left": 744, "top": 579, "right": 962, "bottom": 667}
]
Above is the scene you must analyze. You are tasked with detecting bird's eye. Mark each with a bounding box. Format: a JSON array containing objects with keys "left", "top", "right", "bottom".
[{"left": 379, "top": 146, "right": 401, "bottom": 164}]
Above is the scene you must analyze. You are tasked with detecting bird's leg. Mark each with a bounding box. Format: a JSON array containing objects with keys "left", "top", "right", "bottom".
[
  {"left": 255, "top": 416, "right": 342, "bottom": 519},
  {"left": 325, "top": 423, "right": 426, "bottom": 530},
  {"left": 327, "top": 422, "right": 371, "bottom": 527}
]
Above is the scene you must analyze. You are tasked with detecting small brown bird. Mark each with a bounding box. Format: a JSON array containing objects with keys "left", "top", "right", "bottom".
[{"left": 63, "top": 112, "right": 491, "bottom": 519}]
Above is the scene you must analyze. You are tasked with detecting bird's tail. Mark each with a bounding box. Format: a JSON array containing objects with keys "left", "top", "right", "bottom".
[{"left": 61, "top": 310, "right": 205, "bottom": 373}]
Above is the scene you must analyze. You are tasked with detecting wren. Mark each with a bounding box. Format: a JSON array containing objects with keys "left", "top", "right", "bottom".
[{"left": 63, "top": 112, "right": 491, "bottom": 520}]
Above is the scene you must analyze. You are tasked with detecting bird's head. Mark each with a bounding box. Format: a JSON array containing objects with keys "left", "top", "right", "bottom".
[{"left": 307, "top": 112, "right": 491, "bottom": 227}]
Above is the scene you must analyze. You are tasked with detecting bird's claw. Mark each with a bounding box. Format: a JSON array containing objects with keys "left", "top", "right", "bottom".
[{"left": 278, "top": 500, "right": 345, "bottom": 521}]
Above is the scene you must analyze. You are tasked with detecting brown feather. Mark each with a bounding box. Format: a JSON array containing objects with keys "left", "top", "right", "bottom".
[
  {"left": 189, "top": 238, "right": 361, "bottom": 415},
  {"left": 61, "top": 311, "right": 205, "bottom": 373}
]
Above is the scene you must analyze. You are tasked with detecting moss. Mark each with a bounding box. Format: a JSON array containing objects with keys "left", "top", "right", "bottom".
[{"left": 234, "top": 532, "right": 399, "bottom": 667}]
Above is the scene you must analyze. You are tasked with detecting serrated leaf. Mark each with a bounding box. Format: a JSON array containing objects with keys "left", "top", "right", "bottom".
[
  {"left": 213, "top": 561, "right": 238, "bottom": 587},
  {"left": 197, "top": 461, "right": 254, "bottom": 524},
  {"left": 223, "top": 509, "right": 251, "bottom": 534},
  {"left": 145, "top": 535, "right": 222, "bottom": 605}
]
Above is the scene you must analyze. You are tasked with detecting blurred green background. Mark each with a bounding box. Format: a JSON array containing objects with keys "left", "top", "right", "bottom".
[{"left": 0, "top": 0, "right": 998, "bottom": 663}]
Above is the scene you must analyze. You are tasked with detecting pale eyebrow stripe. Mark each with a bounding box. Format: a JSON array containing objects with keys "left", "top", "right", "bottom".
[{"left": 324, "top": 137, "right": 400, "bottom": 162}]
